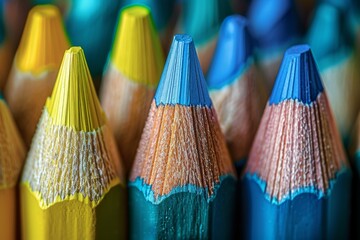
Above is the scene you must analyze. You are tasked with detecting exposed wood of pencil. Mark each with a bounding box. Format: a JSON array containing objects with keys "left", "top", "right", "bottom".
[
  {"left": 246, "top": 93, "right": 347, "bottom": 201},
  {"left": 101, "top": 64, "right": 155, "bottom": 173},
  {"left": 321, "top": 54, "right": 360, "bottom": 139},
  {"left": 210, "top": 65, "right": 267, "bottom": 162},
  {"left": 0, "top": 100, "right": 26, "bottom": 240},
  {"left": 197, "top": 36, "right": 217, "bottom": 75},
  {"left": 4, "top": 5, "right": 69, "bottom": 147},
  {"left": 130, "top": 101, "right": 235, "bottom": 198}
]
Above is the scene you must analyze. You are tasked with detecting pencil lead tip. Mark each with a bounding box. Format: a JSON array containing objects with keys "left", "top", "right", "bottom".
[
  {"left": 46, "top": 46, "right": 105, "bottom": 131},
  {"left": 269, "top": 44, "right": 324, "bottom": 105},
  {"left": 15, "top": 5, "right": 69, "bottom": 74},
  {"left": 154, "top": 34, "right": 212, "bottom": 107},
  {"left": 111, "top": 5, "right": 164, "bottom": 86},
  {"left": 207, "top": 15, "right": 253, "bottom": 88}
]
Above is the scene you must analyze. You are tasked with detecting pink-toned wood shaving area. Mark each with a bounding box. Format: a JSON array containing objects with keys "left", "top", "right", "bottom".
[
  {"left": 246, "top": 93, "right": 348, "bottom": 201},
  {"left": 130, "top": 101, "right": 235, "bottom": 197}
]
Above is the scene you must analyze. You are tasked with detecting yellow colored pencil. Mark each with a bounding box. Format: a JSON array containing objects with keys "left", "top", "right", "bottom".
[
  {"left": 0, "top": 93, "right": 26, "bottom": 240},
  {"left": 20, "top": 47, "right": 126, "bottom": 240},
  {"left": 100, "top": 5, "right": 164, "bottom": 174},
  {"left": 4, "top": 5, "right": 69, "bottom": 147}
]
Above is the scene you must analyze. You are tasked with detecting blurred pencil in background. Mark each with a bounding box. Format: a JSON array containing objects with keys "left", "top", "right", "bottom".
[
  {"left": 120, "top": 0, "right": 177, "bottom": 52},
  {"left": 242, "top": 45, "right": 351, "bottom": 239},
  {"left": 177, "top": 0, "right": 232, "bottom": 74},
  {"left": 307, "top": 2, "right": 360, "bottom": 143},
  {"left": 100, "top": 5, "right": 164, "bottom": 174},
  {"left": 0, "top": 4, "right": 12, "bottom": 89},
  {"left": 0, "top": 93, "right": 26, "bottom": 240},
  {"left": 247, "top": 0, "right": 300, "bottom": 89},
  {"left": 350, "top": 112, "right": 360, "bottom": 238},
  {"left": 129, "top": 34, "right": 236, "bottom": 239},
  {"left": 4, "top": 5, "right": 69, "bottom": 148},
  {"left": 65, "top": 0, "right": 121, "bottom": 85},
  {"left": 20, "top": 47, "right": 126, "bottom": 240},
  {"left": 207, "top": 15, "right": 267, "bottom": 173}
]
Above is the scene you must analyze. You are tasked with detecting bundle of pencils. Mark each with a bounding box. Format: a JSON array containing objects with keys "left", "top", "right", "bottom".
[
  {"left": 0, "top": 93, "right": 26, "bottom": 240},
  {"left": 20, "top": 47, "right": 126, "bottom": 240},
  {"left": 307, "top": 2, "right": 360, "bottom": 142},
  {"left": 247, "top": 0, "right": 300, "bottom": 89},
  {"left": 4, "top": 5, "right": 69, "bottom": 147},
  {"left": 128, "top": 34, "right": 236, "bottom": 239},
  {"left": 242, "top": 45, "right": 351, "bottom": 239},
  {"left": 100, "top": 5, "right": 164, "bottom": 174},
  {"left": 207, "top": 15, "right": 267, "bottom": 172},
  {"left": 177, "top": 0, "right": 232, "bottom": 74}
]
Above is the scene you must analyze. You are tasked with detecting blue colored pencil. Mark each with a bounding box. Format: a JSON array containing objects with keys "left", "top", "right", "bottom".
[
  {"left": 242, "top": 44, "right": 352, "bottom": 239},
  {"left": 207, "top": 15, "right": 267, "bottom": 173},
  {"left": 247, "top": 0, "right": 301, "bottom": 88},
  {"left": 128, "top": 34, "right": 237, "bottom": 239}
]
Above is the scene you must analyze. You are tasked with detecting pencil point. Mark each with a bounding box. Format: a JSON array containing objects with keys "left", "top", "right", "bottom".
[
  {"left": 269, "top": 44, "right": 324, "bottom": 105},
  {"left": 207, "top": 15, "right": 253, "bottom": 88},
  {"left": 155, "top": 34, "right": 212, "bottom": 107},
  {"left": 46, "top": 46, "right": 105, "bottom": 131},
  {"left": 15, "top": 5, "right": 69, "bottom": 74},
  {"left": 111, "top": 5, "right": 164, "bottom": 86}
]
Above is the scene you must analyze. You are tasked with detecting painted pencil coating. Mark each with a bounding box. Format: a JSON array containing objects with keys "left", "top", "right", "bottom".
[
  {"left": 307, "top": 3, "right": 360, "bottom": 141},
  {"left": 242, "top": 45, "right": 351, "bottom": 239},
  {"left": 207, "top": 15, "right": 267, "bottom": 169},
  {"left": 129, "top": 34, "right": 236, "bottom": 239},
  {"left": 178, "top": 0, "right": 232, "bottom": 74},
  {"left": 4, "top": 5, "right": 69, "bottom": 147},
  {"left": 248, "top": 0, "right": 300, "bottom": 87},
  {"left": 0, "top": 97, "right": 26, "bottom": 240},
  {"left": 20, "top": 47, "right": 126, "bottom": 240},
  {"left": 101, "top": 5, "right": 164, "bottom": 173}
]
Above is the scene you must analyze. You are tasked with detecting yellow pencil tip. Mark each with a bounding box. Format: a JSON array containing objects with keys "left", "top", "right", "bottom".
[
  {"left": 46, "top": 47, "right": 105, "bottom": 131},
  {"left": 111, "top": 5, "right": 164, "bottom": 86},
  {"left": 15, "top": 5, "right": 69, "bottom": 74}
]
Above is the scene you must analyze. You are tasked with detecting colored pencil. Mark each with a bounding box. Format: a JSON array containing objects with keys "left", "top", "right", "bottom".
[
  {"left": 65, "top": 0, "right": 121, "bottom": 82},
  {"left": 0, "top": 5, "right": 12, "bottom": 89},
  {"left": 207, "top": 15, "right": 267, "bottom": 173},
  {"left": 128, "top": 34, "right": 237, "bottom": 239},
  {"left": 247, "top": 0, "right": 300, "bottom": 89},
  {"left": 242, "top": 44, "right": 351, "bottom": 239},
  {"left": 350, "top": 112, "right": 360, "bottom": 238},
  {"left": 100, "top": 5, "right": 164, "bottom": 174},
  {"left": 120, "top": 0, "right": 177, "bottom": 52},
  {"left": 307, "top": 2, "right": 360, "bottom": 142},
  {"left": 177, "top": 0, "right": 232, "bottom": 74},
  {"left": 0, "top": 92, "right": 26, "bottom": 240},
  {"left": 4, "top": 5, "right": 69, "bottom": 148},
  {"left": 20, "top": 47, "right": 126, "bottom": 240}
]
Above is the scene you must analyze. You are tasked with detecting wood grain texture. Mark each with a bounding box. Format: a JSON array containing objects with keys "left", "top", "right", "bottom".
[
  {"left": 101, "top": 64, "right": 155, "bottom": 173},
  {"left": 130, "top": 101, "right": 235, "bottom": 198},
  {"left": 246, "top": 93, "right": 347, "bottom": 202},
  {"left": 210, "top": 65, "right": 267, "bottom": 162}
]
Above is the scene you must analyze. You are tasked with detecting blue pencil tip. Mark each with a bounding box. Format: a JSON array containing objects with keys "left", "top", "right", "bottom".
[
  {"left": 207, "top": 15, "right": 253, "bottom": 89},
  {"left": 154, "top": 34, "right": 212, "bottom": 107},
  {"left": 248, "top": 0, "right": 299, "bottom": 50},
  {"left": 269, "top": 44, "right": 324, "bottom": 105}
]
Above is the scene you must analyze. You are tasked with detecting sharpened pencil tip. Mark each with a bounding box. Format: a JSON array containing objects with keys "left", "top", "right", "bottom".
[
  {"left": 154, "top": 34, "right": 212, "bottom": 107},
  {"left": 269, "top": 44, "right": 324, "bottom": 105},
  {"left": 207, "top": 15, "right": 253, "bottom": 88}
]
